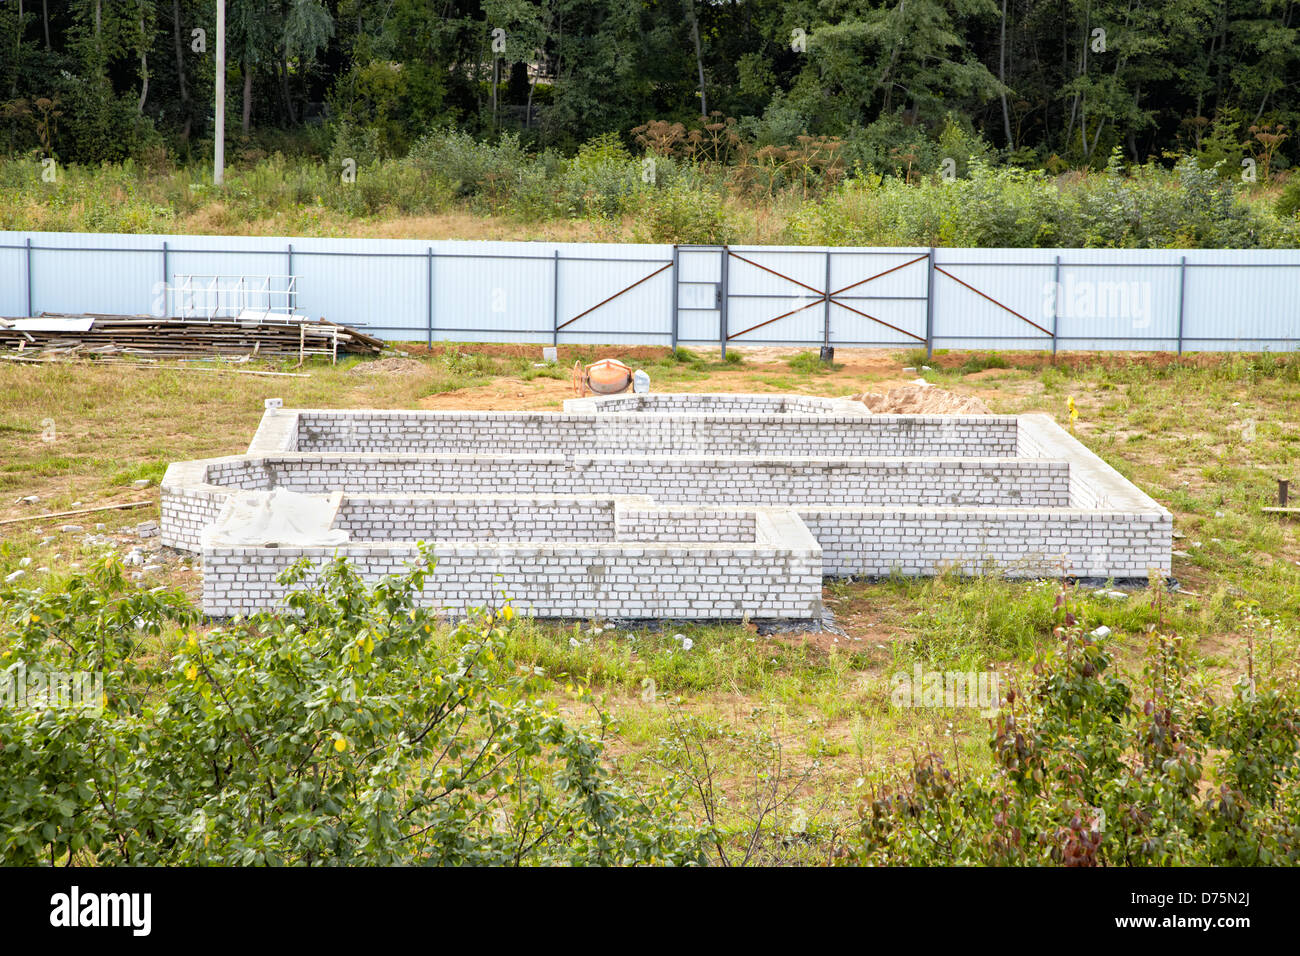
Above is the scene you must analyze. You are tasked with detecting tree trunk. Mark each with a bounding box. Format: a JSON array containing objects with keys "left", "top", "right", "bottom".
[
  {"left": 171, "top": 0, "right": 191, "bottom": 139},
  {"left": 684, "top": 0, "right": 708, "bottom": 116},
  {"left": 242, "top": 59, "right": 252, "bottom": 134},
  {"left": 12, "top": 0, "right": 21, "bottom": 98},
  {"left": 525, "top": 61, "right": 537, "bottom": 129},
  {"left": 42, "top": 0, "right": 49, "bottom": 49},
  {"left": 999, "top": 0, "right": 1013, "bottom": 147},
  {"left": 278, "top": 56, "right": 298, "bottom": 125},
  {"left": 138, "top": 11, "right": 149, "bottom": 113}
]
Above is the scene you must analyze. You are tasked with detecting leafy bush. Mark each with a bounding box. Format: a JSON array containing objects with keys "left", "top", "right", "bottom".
[
  {"left": 958, "top": 352, "right": 1010, "bottom": 374},
  {"left": 0, "top": 556, "right": 705, "bottom": 865},
  {"left": 407, "top": 129, "right": 540, "bottom": 210},
  {"left": 1066, "top": 154, "right": 1269, "bottom": 248},
  {"left": 328, "top": 119, "right": 385, "bottom": 168},
  {"left": 329, "top": 60, "right": 446, "bottom": 158},
  {"left": 635, "top": 184, "right": 737, "bottom": 244},
  {"left": 50, "top": 75, "right": 161, "bottom": 165},
  {"left": 1275, "top": 173, "right": 1300, "bottom": 218},
  {"left": 559, "top": 134, "right": 643, "bottom": 218},
  {"left": 840, "top": 113, "right": 941, "bottom": 181},
  {"left": 845, "top": 585, "right": 1300, "bottom": 866},
  {"left": 791, "top": 154, "right": 1278, "bottom": 248}
]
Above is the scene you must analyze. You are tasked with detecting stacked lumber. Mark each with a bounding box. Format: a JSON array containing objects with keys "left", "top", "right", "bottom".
[{"left": 0, "top": 313, "right": 385, "bottom": 360}]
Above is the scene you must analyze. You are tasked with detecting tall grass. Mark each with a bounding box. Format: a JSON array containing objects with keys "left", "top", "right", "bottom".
[{"left": 4, "top": 145, "right": 1298, "bottom": 248}]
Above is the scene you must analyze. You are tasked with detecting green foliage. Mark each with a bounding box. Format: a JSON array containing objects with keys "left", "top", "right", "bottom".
[
  {"left": 786, "top": 351, "right": 833, "bottom": 374},
  {"left": 559, "top": 134, "right": 643, "bottom": 218},
  {"left": 7, "top": 0, "right": 1300, "bottom": 178},
  {"left": 841, "top": 114, "right": 942, "bottom": 180},
  {"left": 1276, "top": 174, "right": 1300, "bottom": 219},
  {"left": 406, "top": 129, "right": 545, "bottom": 214},
  {"left": 958, "top": 352, "right": 1009, "bottom": 374},
  {"left": 790, "top": 155, "right": 1280, "bottom": 248},
  {"left": 49, "top": 75, "right": 161, "bottom": 165},
  {"left": 635, "top": 184, "right": 737, "bottom": 244},
  {"left": 0, "top": 555, "right": 705, "bottom": 865},
  {"left": 845, "top": 586, "right": 1300, "bottom": 866}
]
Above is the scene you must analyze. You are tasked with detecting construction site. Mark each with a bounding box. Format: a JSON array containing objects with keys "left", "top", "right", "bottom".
[{"left": 161, "top": 395, "right": 1171, "bottom": 620}]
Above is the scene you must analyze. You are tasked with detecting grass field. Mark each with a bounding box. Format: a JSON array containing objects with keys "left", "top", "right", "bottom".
[{"left": 1, "top": 345, "right": 1297, "bottom": 862}]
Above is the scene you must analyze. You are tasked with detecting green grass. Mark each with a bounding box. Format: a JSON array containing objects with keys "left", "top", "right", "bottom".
[
  {"left": 957, "top": 352, "right": 1010, "bottom": 375},
  {"left": 110, "top": 460, "right": 168, "bottom": 486},
  {"left": 1, "top": 345, "right": 1297, "bottom": 855},
  {"left": 786, "top": 351, "right": 837, "bottom": 373}
]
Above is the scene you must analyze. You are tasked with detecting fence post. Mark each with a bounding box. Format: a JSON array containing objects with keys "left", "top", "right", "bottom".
[
  {"left": 427, "top": 247, "right": 434, "bottom": 348},
  {"left": 719, "top": 246, "right": 729, "bottom": 360},
  {"left": 1051, "top": 254, "right": 1061, "bottom": 359},
  {"left": 670, "top": 245, "right": 679, "bottom": 351},
  {"left": 822, "top": 248, "right": 832, "bottom": 353},
  {"left": 1176, "top": 254, "right": 1187, "bottom": 356},
  {"left": 25, "top": 237, "right": 33, "bottom": 317},
  {"left": 552, "top": 249, "right": 560, "bottom": 347},
  {"left": 924, "top": 246, "right": 936, "bottom": 360}
]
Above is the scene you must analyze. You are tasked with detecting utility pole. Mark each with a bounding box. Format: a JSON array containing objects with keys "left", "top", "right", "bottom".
[{"left": 214, "top": 0, "right": 225, "bottom": 185}]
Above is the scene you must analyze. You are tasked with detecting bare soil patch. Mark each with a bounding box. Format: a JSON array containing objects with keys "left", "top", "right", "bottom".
[
  {"left": 349, "top": 357, "right": 429, "bottom": 376},
  {"left": 854, "top": 384, "right": 992, "bottom": 415}
]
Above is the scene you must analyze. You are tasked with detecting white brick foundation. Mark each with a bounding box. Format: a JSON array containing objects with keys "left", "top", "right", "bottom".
[{"left": 160, "top": 393, "right": 1172, "bottom": 619}]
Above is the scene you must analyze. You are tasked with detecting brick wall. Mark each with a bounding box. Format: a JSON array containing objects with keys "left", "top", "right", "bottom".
[
  {"left": 335, "top": 496, "right": 622, "bottom": 542},
  {"left": 197, "top": 454, "right": 1070, "bottom": 507},
  {"left": 564, "top": 393, "right": 863, "bottom": 416},
  {"left": 201, "top": 505, "right": 823, "bottom": 620},
  {"left": 801, "top": 507, "right": 1171, "bottom": 578},
  {"left": 292, "top": 410, "right": 1019, "bottom": 458}
]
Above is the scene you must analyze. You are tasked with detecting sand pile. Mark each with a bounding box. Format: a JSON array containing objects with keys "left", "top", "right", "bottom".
[
  {"left": 852, "top": 385, "right": 991, "bottom": 415},
  {"left": 350, "top": 357, "right": 428, "bottom": 376}
]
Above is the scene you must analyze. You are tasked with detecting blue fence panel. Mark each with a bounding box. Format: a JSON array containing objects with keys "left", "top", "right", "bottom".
[{"left": 2, "top": 231, "right": 1298, "bottom": 352}]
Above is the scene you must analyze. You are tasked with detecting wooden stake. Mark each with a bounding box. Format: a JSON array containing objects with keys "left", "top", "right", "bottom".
[{"left": 1, "top": 500, "right": 154, "bottom": 527}]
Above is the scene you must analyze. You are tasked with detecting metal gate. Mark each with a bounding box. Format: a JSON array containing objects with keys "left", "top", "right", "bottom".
[
  {"left": 672, "top": 245, "right": 725, "bottom": 348},
  {"left": 671, "top": 246, "right": 934, "bottom": 355}
]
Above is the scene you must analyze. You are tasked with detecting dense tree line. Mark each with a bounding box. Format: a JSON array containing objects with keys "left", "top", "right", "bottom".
[{"left": 2, "top": 1, "right": 1299, "bottom": 170}]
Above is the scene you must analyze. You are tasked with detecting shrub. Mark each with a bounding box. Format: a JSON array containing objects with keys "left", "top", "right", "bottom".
[
  {"left": 1275, "top": 173, "right": 1300, "bottom": 218},
  {"left": 0, "top": 555, "right": 705, "bottom": 865},
  {"left": 844, "top": 584, "right": 1300, "bottom": 866},
  {"left": 559, "top": 134, "right": 643, "bottom": 218},
  {"left": 635, "top": 184, "right": 737, "bottom": 244},
  {"left": 51, "top": 75, "right": 161, "bottom": 165},
  {"left": 840, "top": 113, "right": 941, "bottom": 181},
  {"left": 407, "top": 129, "right": 539, "bottom": 210}
]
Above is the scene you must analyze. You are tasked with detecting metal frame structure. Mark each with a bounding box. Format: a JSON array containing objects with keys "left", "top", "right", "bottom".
[{"left": 170, "top": 274, "right": 300, "bottom": 321}]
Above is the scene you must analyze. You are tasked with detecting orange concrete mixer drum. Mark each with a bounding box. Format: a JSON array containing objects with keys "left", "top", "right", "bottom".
[{"left": 573, "top": 358, "right": 633, "bottom": 397}]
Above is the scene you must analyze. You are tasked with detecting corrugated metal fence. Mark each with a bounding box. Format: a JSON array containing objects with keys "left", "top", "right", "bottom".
[{"left": 2, "top": 231, "right": 1297, "bottom": 352}]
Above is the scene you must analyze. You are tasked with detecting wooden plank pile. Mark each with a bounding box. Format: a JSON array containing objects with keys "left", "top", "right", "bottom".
[{"left": 0, "top": 313, "right": 385, "bottom": 361}]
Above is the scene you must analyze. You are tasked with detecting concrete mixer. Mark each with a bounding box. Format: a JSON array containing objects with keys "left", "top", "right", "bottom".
[{"left": 572, "top": 358, "right": 633, "bottom": 397}]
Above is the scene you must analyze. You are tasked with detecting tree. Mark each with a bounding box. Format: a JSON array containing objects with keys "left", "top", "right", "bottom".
[{"left": 0, "top": 555, "right": 707, "bottom": 866}]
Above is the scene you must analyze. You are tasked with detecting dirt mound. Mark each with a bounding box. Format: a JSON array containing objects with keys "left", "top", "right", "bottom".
[
  {"left": 852, "top": 384, "right": 991, "bottom": 415},
  {"left": 350, "top": 357, "right": 428, "bottom": 376}
]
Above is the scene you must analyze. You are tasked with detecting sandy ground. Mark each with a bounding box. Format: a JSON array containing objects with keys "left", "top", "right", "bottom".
[{"left": 399, "top": 346, "right": 969, "bottom": 412}]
